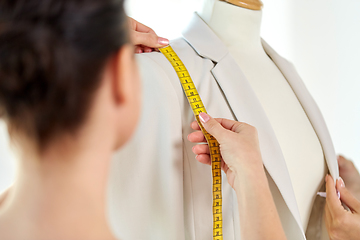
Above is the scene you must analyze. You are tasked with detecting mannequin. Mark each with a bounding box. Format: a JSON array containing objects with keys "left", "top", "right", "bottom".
[{"left": 199, "top": 0, "right": 327, "bottom": 230}]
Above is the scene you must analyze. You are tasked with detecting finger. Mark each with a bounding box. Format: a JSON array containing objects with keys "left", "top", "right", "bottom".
[
  {"left": 190, "top": 118, "right": 242, "bottom": 142},
  {"left": 134, "top": 46, "right": 143, "bottom": 54},
  {"left": 326, "top": 174, "right": 343, "bottom": 218},
  {"left": 212, "top": 118, "right": 246, "bottom": 133},
  {"left": 199, "top": 113, "right": 255, "bottom": 136},
  {"left": 198, "top": 113, "right": 232, "bottom": 141},
  {"left": 137, "top": 46, "right": 152, "bottom": 53},
  {"left": 337, "top": 177, "right": 360, "bottom": 213},
  {"left": 187, "top": 131, "right": 206, "bottom": 143},
  {"left": 192, "top": 144, "right": 210, "bottom": 155},
  {"left": 191, "top": 121, "right": 201, "bottom": 130},
  {"left": 142, "top": 46, "right": 153, "bottom": 53},
  {"left": 196, "top": 154, "right": 211, "bottom": 166},
  {"left": 193, "top": 118, "right": 239, "bottom": 130},
  {"left": 132, "top": 31, "right": 169, "bottom": 49}
]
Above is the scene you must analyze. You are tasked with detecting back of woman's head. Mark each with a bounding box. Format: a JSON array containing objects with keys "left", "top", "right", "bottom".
[{"left": 0, "top": 0, "right": 129, "bottom": 147}]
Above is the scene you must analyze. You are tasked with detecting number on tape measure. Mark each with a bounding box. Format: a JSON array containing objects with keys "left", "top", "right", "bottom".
[{"left": 159, "top": 45, "right": 223, "bottom": 240}]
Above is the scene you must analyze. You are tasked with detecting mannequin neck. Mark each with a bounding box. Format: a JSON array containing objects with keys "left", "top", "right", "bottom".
[{"left": 199, "top": 0, "right": 263, "bottom": 51}]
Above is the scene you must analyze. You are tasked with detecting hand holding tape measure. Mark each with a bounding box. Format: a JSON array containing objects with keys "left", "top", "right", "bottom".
[
  {"left": 159, "top": 45, "right": 286, "bottom": 240},
  {"left": 189, "top": 112, "right": 264, "bottom": 190}
]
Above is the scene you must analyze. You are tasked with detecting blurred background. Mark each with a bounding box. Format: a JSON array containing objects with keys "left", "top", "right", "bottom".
[{"left": 1, "top": 0, "right": 360, "bottom": 193}]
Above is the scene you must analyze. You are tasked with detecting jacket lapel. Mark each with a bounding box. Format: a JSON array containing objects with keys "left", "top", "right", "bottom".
[
  {"left": 183, "top": 13, "right": 305, "bottom": 235},
  {"left": 262, "top": 40, "right": 339, "bottom": 179}
]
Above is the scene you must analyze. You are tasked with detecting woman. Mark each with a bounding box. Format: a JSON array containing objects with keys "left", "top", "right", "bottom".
[
  {"left": 0, "top": 6, "right": 168, "bottom": 204},
  {"left": 0, "top": 0, "right": 143, "bottom": 238},
  {"left": 0, "top": 0, "right": 286, "bottom": 239},
  {"left": 0, "top": 13, "right": 169, "bottom": 208}
]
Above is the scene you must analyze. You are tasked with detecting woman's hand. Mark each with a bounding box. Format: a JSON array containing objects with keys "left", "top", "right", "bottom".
[
  {"left": 187, "top": 112, "right": 264, "bottom": 189},
  {"left": 324, "top": 174, "right": 360, "bottom": 240},
  {"left": 338, "top": 155, "right": 360, "bottom": 200},
  {"left": 128, "top": 17, "right": 169, "bottom": 53},
  {"left": 188, "top": 112, "right": 287, "bottom": 240}
]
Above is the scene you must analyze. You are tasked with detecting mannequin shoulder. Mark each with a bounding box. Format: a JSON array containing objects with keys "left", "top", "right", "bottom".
[{"left": 136, "top": 37, "right": 214, "bottom": 79}]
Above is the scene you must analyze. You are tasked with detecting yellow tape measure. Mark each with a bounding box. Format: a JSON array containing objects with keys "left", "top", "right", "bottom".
[{"left": 159, "top": 45, "right": 223, "bottom": 240}]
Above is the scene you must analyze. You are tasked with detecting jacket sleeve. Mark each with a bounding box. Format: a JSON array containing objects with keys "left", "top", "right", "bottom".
[{"left": 107, "top": 54, "right": 185, "bottom": 240}]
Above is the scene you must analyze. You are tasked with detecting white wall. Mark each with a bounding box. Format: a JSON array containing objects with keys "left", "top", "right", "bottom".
[
  {"left": 285, "top": 0, "right": 360, "bottom": 166},
  {"left": 329, "top": 0, "right": 360, "bottom": 165},
  {"left": 1, "top": 0, "right": 360, "bottom": 193}
]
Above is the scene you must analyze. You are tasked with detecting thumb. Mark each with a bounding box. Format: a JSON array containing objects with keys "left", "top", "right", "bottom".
[
  {"left": 336, "top": 177, "right": 360, "bottom": 213},
  {"left": 133, "top": 31, "right": 169, "bottom": 48},
  {"left": 199, "top": 112, "right": 227, "bottom": 142}
]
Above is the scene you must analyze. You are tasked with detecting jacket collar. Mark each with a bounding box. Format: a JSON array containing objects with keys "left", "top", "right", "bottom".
[{"left": 182, "top": 13, "right": 228, "bottom": 62}]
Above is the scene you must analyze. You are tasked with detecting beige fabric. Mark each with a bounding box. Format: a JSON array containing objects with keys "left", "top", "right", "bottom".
[
  {"left": 306, "top": 182, "right": 330, "bottom": 240},
  {"left": 107, "top": 13, "right": 338, "bottom": 240}
]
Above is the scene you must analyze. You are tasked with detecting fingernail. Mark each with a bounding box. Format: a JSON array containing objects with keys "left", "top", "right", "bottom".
[
  {"left": 317, "top": 192, "right": 327, "bottom": 198},
  {"left": 325, "top": 174, "right": 328, "bottom": 182},
  {"left": 199, "top": 112, "right": 210, "bottom": 123},
  {"left": 158, "top": 37, "right": 169, "bottom": 45},
  {"left": 337, "top": 190, "right": 341, "bottom": 199},
  {"left": 338, "top": 177, "right": 345, "bottom": 188}
]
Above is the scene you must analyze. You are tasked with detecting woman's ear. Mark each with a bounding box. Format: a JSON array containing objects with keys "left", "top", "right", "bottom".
[
  {"left": 106, "top": 43, "right": 141, "bottom": 149},
  {"left": 111, "top": 44, "right": 138, "bottom": 106}
]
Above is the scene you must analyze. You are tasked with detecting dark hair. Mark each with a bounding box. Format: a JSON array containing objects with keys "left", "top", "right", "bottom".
[{"left": 0, "top": 0, "right": 129, "bottom": 146}]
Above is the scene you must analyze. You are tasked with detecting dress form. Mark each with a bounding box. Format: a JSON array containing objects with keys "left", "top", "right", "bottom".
[{"left": 199, "top": 0, "right": 327, "bottom": 230}]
